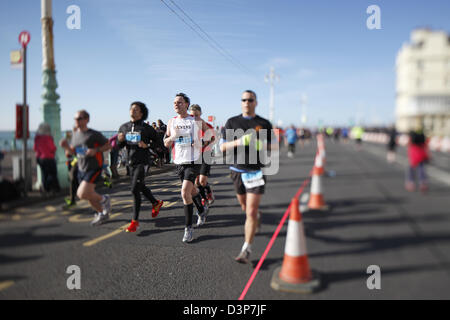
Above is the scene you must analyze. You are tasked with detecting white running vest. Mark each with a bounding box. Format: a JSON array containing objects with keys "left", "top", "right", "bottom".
[{"left": 170, "top": 115, "right": 201, "bottom": 164}]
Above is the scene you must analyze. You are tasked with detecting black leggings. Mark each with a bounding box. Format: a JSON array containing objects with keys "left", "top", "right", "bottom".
[
  {"left": 130, "top": 164, "right": 157, "bottom": 221},
  {"left": 68, "top": 164, "right": 79, "bottom": 203},
  {"left": 37, "top": 158, "right": 60, "bottom": 192}
]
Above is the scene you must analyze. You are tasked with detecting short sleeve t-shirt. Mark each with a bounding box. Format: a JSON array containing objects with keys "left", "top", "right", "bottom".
[
  {"left": 70, "top": 129, "right": 108, "bottom": 172},
  {"left": 223, "top": 114, "right": 272, "bottom": 171}
]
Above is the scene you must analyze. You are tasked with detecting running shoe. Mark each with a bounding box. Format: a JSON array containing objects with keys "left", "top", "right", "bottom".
[
  {"left": 196, "top": 204, "right": 209, "bottom": 227},
  {"left": 102, "top": 194, "right": 111, "bottom": 215},
  {"left": 152, "top": 200, "right": 164, "bottom": 218},
  {"left": 419, "top": 183, "right": 429, "bottom": 194},
  {"left": 207, "top": 191, "right": 215, "bottom": 205},
  {"left": 91, "top": 212, "right": 109, "bottom": 226},
  {"left": 182, "top": 226, "right": 194, "bottom": 243},
  {"left": 405, "top": 181, "right": 415, "bottom": 192},
  {"left": 235, "top": 249, "right": 251, "bottom": 264},
  {"left": 196, "top": 212, "right": 206, "bottom": 227},
  {"left": 126, "top": 220, "right": 139, "bottom": 233},
  {"left": 62, "top": 199, "right": 76, "bottom": 210}
]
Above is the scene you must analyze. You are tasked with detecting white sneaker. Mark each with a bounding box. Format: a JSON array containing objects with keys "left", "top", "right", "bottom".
[
  {"left": 91, "top": 212, "right": 109, "bottom": 226},
  {"left": 182, "top": 227, "right": 194, "bottom": 243},
  {"left": 197, "top": 212, "right": 206, "bottom": 227},
  {"left": 102, "top": 194, "right": 111, "bottom": 215},
  {"left": 235, "top": 249, "right": 251, "bottom": 264},
  {"left": 195, "top": 205, "right": 209, "bottom": 227}
]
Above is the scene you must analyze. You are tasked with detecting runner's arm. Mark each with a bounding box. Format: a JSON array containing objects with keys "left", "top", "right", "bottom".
[
  {"left": 59, "top": 138, "right": 75, "bottom": 155},
  {"left": 163, "top": 118, "right": 177, "bottom": 148}
]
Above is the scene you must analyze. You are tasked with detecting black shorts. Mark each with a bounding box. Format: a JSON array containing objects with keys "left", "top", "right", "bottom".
[
  {"left": 176, "top": 164, "right": 201, "bottom": 184},
  {"left": 199, "top": 163, "right": 211, "bottom": 177},
  {"left": 230, "top": 170, "right": 266, "bottom": 195},
  {"left": 78, "top": 168, "right": 102, "bottom": 184}
]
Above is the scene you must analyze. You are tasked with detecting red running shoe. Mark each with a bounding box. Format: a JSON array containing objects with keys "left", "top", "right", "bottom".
[
  {"left": 207, "top": 191, "right": 215, "bottom": 205},
  {"left": 152, "top": 200, "right": 164, "bottom": 218},
  {"left": 126, "top": 220, "right": 139, "bottom": 233}
]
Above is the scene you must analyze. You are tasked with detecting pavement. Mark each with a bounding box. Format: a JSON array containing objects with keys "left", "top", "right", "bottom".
[{"left": 0, "top": 139, "right": 449, "bottom": 300}]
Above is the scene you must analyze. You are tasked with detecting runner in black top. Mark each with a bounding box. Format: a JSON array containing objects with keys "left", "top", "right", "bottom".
[
  {"left": 118, "top": 102, "right": 164, "bottom": 233},
  {"left": 220, "top": 90, "right": 274, "bottom": 263}
]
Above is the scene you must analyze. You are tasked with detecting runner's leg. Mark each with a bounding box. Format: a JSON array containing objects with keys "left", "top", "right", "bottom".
[
  {"left": 244, "top": 193, "right": 262, "bottom": 245},
  {"left": 77, "top": 181, "right": 103, "bottom": 212}
]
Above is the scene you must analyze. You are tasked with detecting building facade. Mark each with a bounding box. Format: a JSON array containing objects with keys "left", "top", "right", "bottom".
[{"left": 396, "top": 28, "right": 450, "bottom": 136}]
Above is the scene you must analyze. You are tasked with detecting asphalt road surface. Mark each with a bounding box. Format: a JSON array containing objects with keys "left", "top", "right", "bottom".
[{"left": 1, "top": 139, "right": 449, "bottom": 300}]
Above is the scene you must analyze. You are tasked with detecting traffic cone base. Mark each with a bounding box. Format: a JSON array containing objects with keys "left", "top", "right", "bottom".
[
  {"left": 308, "top": 193, "right": 329, "bottom": 211},
  {"left": 271, "top": 267, "right": 321, "bottom": 294},
  {"left": 271, "top": 198, "right": 321, "bottom": 294},
  {"left": 279, "top": 255, "right": 312, "bottom": 283},
  {"left": 308, "top": 173, "right": 329, "bottom": 211}
]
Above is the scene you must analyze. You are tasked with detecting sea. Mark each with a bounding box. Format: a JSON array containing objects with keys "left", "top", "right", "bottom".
[{"left": 0, "top": 131, "right": 117, "bottom": 151}]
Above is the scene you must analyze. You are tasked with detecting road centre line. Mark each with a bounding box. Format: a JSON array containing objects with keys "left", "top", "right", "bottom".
[
  {"left": 83, "top": 223, "right": 129, "bottom": 247},
  {"left": 69, "top": 212, "right": 122, "bottom": 223},
  {"left": 40, "top": 216, "right": 58, "bottom": 222},
  {"left": 0, "top": 281, "right": 14, "bottom": 292}
]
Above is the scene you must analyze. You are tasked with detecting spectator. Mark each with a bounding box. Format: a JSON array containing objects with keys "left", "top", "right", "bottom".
[
  {"left": 157, "top": 119, "right": 170, "bottom": 164},
  {"left": 406, "top": 129, "right": 429, "bottom": 193},
  {"left": 34, "top": 123, "right": 60, "bottom": 194}
]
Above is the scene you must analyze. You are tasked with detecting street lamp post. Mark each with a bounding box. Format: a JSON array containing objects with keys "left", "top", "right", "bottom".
[
  {"left": 40, "top": 0, "right": 68, "bottom": 188},
  {"left": 264, "top": 66, "right": 279, "bottom": 124},
  {"left": 301, "top": 93, "right": 308, "bottom": 125}
]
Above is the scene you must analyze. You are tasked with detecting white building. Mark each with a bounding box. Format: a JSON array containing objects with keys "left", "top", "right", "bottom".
[{"left": 396, "top": 28, "right": 450, "bottom": 136}]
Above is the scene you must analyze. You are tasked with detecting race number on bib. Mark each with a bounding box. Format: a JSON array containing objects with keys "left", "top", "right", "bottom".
[
  {"left": 241, "top": 170, "right": 265, "bottom": 189},
  {"left": 176, "top": 136, "right": 192, "bottom": 147},
  {"left": 75, "top": 146, "right": 88, "bottom": 156},
  {"left": 126, "top": 132, "right": 141, "bottom": 145}
]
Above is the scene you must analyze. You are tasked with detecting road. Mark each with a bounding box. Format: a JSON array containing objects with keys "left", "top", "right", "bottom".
[{"left": 1, "top": 139, "right": 450, "bottom": 300}]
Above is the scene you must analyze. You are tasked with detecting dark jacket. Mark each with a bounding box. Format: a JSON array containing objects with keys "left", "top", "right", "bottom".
[{"left": 118, "top": 120, "right": 162, "bottom": 166}]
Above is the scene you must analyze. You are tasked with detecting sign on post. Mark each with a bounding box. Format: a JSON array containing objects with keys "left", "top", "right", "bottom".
[
  {"left": 16, "top": 104, "right": 30, "bottom": 139},
  {"left": 10, "top": 50, "right": 22, "bottom": 68},
  {"left": 19, "top": 31, "right": 30, "bottom": 48}
]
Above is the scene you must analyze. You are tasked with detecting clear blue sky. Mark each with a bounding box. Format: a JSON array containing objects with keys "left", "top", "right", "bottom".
[{"left": 1, "top": 0, "right": 450, "bottom": 131}]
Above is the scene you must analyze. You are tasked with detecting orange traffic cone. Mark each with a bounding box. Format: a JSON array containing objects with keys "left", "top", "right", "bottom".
[
  {"left": 308, "top": 151, "right": 329, "bottom": 211},
  {"left": 271, "top": 198, "right": 321, "bottom": 293}
]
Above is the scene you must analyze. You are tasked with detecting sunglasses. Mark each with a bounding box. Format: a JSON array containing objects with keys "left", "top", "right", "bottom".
[
  {"left": 241, "top": 99, "right": 255, "bottom": 102},
  {"left": 74, "top": 117, "right": 86, "bottom": 121}
]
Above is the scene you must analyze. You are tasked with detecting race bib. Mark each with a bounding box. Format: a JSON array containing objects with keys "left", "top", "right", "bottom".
[
  {"left": 176, "top": 135, "right": 192, "bottom": 147},
  {"left": 241, "top": 170, "right": 265, "bottom": 189},
  {"left": 126, "top": 132, "right": 141, "bottom": 145},
  {"left": 75, "top": 146, "right": 88, "bottom": 156}
]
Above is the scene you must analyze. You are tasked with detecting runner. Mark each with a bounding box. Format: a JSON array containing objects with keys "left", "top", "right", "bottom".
[
  {"left": 118, "top": 101, "right": 164, "bottom": 233},
  {"left": 190, "top": 104, "right": 216, "bottom": 226},
  {"left": 60, "top": 110, "right": 112, "bottom": 226},
  {"left": 284, "top": 125, "right": 298, "bottom": 158},
  {"left": 164, "top": 93, "right": 212, "bottom": 243},
  {"left": 219, "top": 90, "right": 274, "bottom": 263}
]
